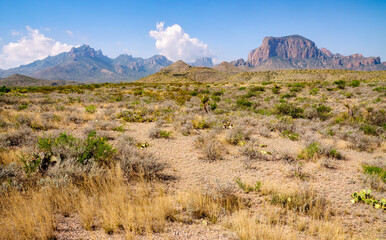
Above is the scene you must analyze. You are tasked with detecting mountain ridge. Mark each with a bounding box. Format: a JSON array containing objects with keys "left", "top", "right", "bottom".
[
  {"left": 0, "top": 45, "right": 173, "bottom": 82},
  {"left": 233, "top": 35, "right": 386, "bottom": 71}
]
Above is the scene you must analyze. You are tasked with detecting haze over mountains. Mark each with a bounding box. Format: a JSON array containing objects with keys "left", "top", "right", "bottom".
[{"left": 0, "top": 35, "right": 385, "bottom": 84}]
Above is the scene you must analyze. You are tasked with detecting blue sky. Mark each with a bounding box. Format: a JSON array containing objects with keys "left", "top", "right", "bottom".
[{"left": 0, "top": 0, "right": 385, "bottom": 69}]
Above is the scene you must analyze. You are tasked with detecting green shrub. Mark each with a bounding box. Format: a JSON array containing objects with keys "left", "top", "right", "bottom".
[
  {"left": 362, "top": 165, "right": 386, "bottom": 183},
  {"left": 0, "top": 86, "right": 11, "bottom": 93},
  {"left": 309, "top": 88, "right": 319, "bottom": 95},
  {"left": 17, "top": 104, "right": 28, "bottom": 111},
  {"left": 360, "top": 124, "right": 377, "bottom": 136},
  {"left": 348, "top": 80, "right": 360, "bottom": 87},
  {"left": 85, "top": 105, "right": 97, "bottom": 113},
  {"left": 78, "top": 131, "right": 116, "bottom": 165},
  {"left": 272, "top": 85, "right": 281, "bottom": 94},
  {"left": 298, "top": 142, "right": 320, "bottom": 160},
  {"left": 250, "top": 86, "right": 265, "bottom": 92},
  {"left": 334, "top": 80, "right": 346, "bottom": 89},
  {"left": 282, "top": 130, "right": 299, "bottom": 141},
  {"left": 236, "top": 98, "right": 252, "bottom": 108},
  {"left": 373, "top": 86, "right": 385, "bottom": 93},
  {"left": 235, "top": 177, "right": 261, "bottom": 193},
  {"left": 275, "top": 103, "right": 304, "bottom": 118}
]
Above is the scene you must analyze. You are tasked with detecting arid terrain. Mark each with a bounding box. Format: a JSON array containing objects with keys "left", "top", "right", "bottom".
[{"left": 0, "top": 69, "right": 385, "bottom": 239}]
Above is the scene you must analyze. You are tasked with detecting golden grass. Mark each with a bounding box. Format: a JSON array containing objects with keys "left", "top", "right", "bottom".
[
  {"left": 229, "top": 210, "right": 297, "bottom": 240},
  {"left": 178, "top": 189, "right": 242, "bottom": 223},
  {"left": 0, "top": 189, "right": 56, "bottom": 240},
  {"left": 0, "top": 148, "right": 23, "bottom": 165}
]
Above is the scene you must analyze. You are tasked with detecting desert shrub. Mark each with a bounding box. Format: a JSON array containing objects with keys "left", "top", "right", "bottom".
[
  {"left": 348, "top": 80, "right": 360, "bottom": 87},
  {"left": 115, "top": 135, "right": 166, "bottom": 179},
  {"left": 309, "top": 88, "right": 319, "bottom": 95},
  {"left": 0, "top": 86, "right": 11, "bottom": 93},
  {"left": 341, "top": 130, "right": 381, "bottom": 152},
  {"left": 288, "top": 163, "right": 310, "bottom": 181},
  {"left": 85, "top": 105, "right": 97, "bottom": 113},
  {"left": 196, "top": 133, "right": 223, "bottom": 161},
  {"left": 362, "top": 164, "right": 386, "bottom": 183},
  {"left": 149, "top": 127, "right": 172, "bottom": 139},
  {"left": 333, "top": 80, "right": 346, "bottom": 89},
  {"left": 17, "top": 104, "right": 28, "bottom": 111},
  {"left": 78, "top": 131, "right": 116, "bottom": 165},
  {"left": 117, "top": 109, "right": 155, "bottom": 122},
  {"left": 359, "top": 124, "right": 378, "bottom": 136},
  {"left": 192, "top": 116, "right": 211, "bottom": 129},
  {"left": 226, "top": 126, "right": 251, "bottom": 145},
  {"left": 281, "top": 130, "right": 299, "bottom": 141},
  {"left": 275, "top": 103, "right": 304, "bottom": 118},
  {"left": 19, "top": 131, "right": 116, "bottom": 178},
  {"left": 299, "top": 142, "right": 343, "bottom": 161},
  {"left": 0, "top": 127, "right": 36, "bottom": 148},
  {"left": 314, "top": 104, "right": 332, "bottom": 120},
  {"left": 271, "top": 85, "right": 281, "bottom": 94},
  {"left": 235, "top": 177, "right": 261, "bottom": 193},
  {"left": 236, "top": 98, "right": 252, "bottom": 108}
]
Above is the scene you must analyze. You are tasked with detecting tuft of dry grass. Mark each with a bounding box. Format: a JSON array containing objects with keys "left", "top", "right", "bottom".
[
  {"left": 228, "top": 210, "right": 297, "bottom": 240},
  {"left": 0, "top": 189, "right": 56, "bottom": 240}
]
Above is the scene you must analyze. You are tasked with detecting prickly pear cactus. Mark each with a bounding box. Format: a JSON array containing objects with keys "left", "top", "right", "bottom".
[{"left": 351, "top": 190, "right": 386, "bottom": 210}]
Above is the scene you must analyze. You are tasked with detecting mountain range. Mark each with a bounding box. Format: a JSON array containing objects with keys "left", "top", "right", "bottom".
[
  {"left": 0, "top": 45, "right": 173, "bottom": 82},
  {"left": 231, "top": 35, "right": 386, "bottom": 71},
  {"left": 0, "top": 35, "right": 385, "bottom": 84}
]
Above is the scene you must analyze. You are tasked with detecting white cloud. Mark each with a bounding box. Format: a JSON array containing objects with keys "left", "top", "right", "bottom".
[
  {"left": 0, "top": 26, "right": 75, "bottom": 69},
  {"left": 66, "top": 30, "right": 73, "bottom": 36},
  {"left": 11, "top": 30, "right": 20, "bottom": 36},
  {"left": 149, "top": 22, "right": 211, "bottom": 62}
]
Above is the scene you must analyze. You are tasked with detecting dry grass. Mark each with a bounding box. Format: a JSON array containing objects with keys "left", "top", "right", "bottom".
[
  {"left": 228, "top": 210, "right": 297, "bottom": 240},
  {"left": 0, "top": 189, "right": 56, "bottom": 240}
]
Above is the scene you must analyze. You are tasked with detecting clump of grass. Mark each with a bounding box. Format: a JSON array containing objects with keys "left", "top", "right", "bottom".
[
  {"left": 228, "top": 210, "right": 296, "bottom": 240},
  {"left": 196, "top": 133, "right": 223, "bottom": 161},
  {"left": 362, "top": 164, "right": 386, "bottom": 183},
  {"left": 235, "top": 177, "right": 261, "bottom": 193},
  {"left": 192, "top": 116, "right": 211, "bottom": 129},
  {"left": 298, "top": 142, "right": 343, "bottom": 161},
  {"left": 85, "top": 104, "right": 97, "bottom": 113},
  {"left": 226, "top": 126, "right": 251, "bottom": 145},
  {"left": 281, "top": 130, "right": 299, "bottom": 141},
  {"left": 270, "top": 188, "right": 330, "bottom": 219},
  {"left": 178, "top": 187, "right": 241, "bottom": 224},
  {"left": 149, "top": 127, "right": 172, "bottom": 139}
]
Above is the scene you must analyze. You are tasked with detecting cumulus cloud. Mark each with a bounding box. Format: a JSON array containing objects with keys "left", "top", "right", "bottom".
[
  {"left": 149, "top": 22, "right": 211, "bottom": 62},
  {"left": 0, "top": 26, "right": 75, "bottom": 69}
]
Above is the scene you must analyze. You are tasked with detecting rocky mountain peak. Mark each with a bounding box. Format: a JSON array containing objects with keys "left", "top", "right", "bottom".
[
  {"left": 191, "top": 57, "right": 213, "bottom": 67},
  {"left": 68, "top": 44, "right": 104, "bottom": 58},
  {"left": 243, "top": 35, "right": 385, "bottom": 71}
]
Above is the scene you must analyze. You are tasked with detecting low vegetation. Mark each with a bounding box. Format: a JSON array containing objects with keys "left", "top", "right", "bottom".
[{"left": 0, "top": 70, "right": 384, "bottom": 239}]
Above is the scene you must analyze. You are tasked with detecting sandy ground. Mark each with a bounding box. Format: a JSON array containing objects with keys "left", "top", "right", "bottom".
[{"left": 56, "top": 121, "right": 385, "bottom": 239}]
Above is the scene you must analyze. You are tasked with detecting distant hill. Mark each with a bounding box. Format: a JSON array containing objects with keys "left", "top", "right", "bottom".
[
  {"left": 0, "top": 74, "right": 80, "bottom": 87},
  {"left": 190, "top": 57, "right": 214, "bottom": 67},
  {"left": 233, "top": 35, "right": 386, "bottom": 71},
  {"left": 213, "top": 61, "right": 243, "bottom": 75},
  {"left": 0, "top": 45, "right": 173, "bottom": 83},
  {"left": 137, "top": 60, "right": 226, "bottom": 83}
]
